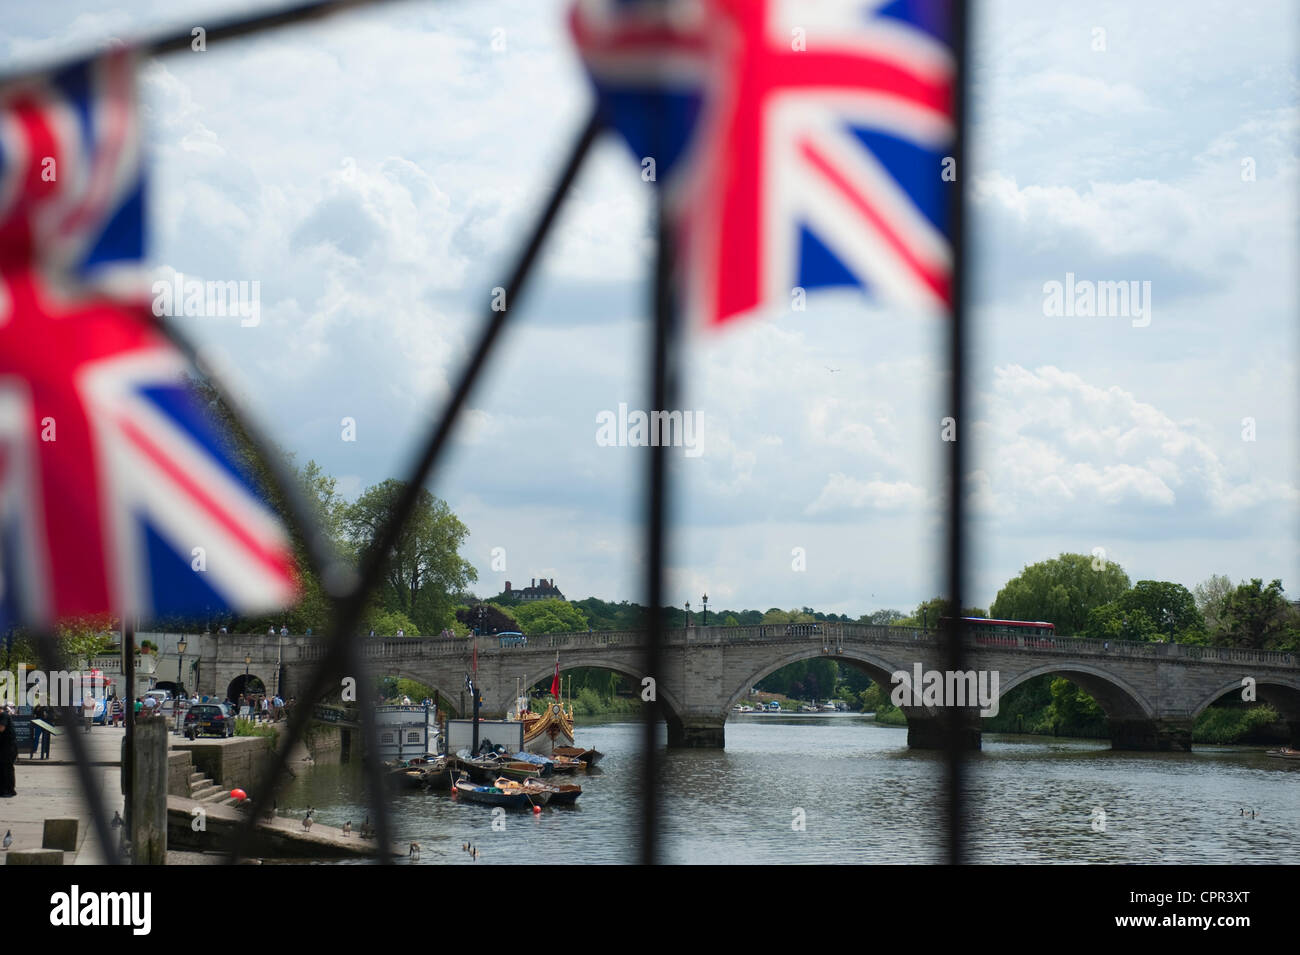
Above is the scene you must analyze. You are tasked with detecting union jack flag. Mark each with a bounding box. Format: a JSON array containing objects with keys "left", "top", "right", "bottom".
[
  {"left": 571, "top": 0, "right": 955, "bottom": 328},
  {"left": 0, "top": 49, "right": 298, "bottom": 628}
]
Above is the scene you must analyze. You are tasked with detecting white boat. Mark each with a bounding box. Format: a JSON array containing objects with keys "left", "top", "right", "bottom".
[{"left": 374, "top": 703, "right": 440, "bottom": 762}]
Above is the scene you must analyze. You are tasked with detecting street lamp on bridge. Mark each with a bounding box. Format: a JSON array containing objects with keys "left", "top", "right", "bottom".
[
  {"left": 244, "top": 653, "right": 251, "bottom": 677},
  {"left": 176, "top": 638, "right": 187, "bottom": 694},
  {"left": 702, "top": 594, "right": 708, "bottom": 626}
]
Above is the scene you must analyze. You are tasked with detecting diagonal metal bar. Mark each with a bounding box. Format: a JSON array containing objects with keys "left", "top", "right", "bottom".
[
  {"left": 150, "top": 306, "right": 396, "bottom": 863},
  {"left": 0, "top": 0, "right": 417, "bottom": 86},
  {"left": 943, "top": 0, "right": 971, "bottom": 866},
  {"left": 31, "top": 629, "right": 120, "bottom": 864},
  {"left": 212, "top": 107, "right": 604, "bottom": 864}
]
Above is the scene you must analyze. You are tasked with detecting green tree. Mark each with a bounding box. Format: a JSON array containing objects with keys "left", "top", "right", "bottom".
[
  {"left": 989, "top": 553, "right": 1131, "bottom": 635},
  {"left": 1193, "top": 574, "right": 1234, "bottom": 635},
  {"left": 859, "top": 609, "right": 905, "bottom": 626},
  {"left": 455, "top": 603, "right": 520, "bottom": 635},
  {"left": 1216, "top": 579, "right": 1298, "bottom": 650},
  {"left": 1083, "top": 603, "right": 1158, "bottom": 642},
  {"left": 342, "top": 479, "right": 477, "bottom": 635},
  {"left": 57, "top": 615, "right": 118, "bottom": 667},
  {"left": 365, "top": 608, "right": 419, "bottom": 637},
  {"left": 1122, "top": 580, "right": 1203, "bottom": 641},
  {"left": 1043, "top": 677, "right": 1107, "bottom": 737},
  {"left": 511, "top": 599, "right": 589, "bottom": 634}
]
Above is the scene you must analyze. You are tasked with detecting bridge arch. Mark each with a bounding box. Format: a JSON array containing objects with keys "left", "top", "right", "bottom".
[
  {"left": 226, "top": 672, "right": 267, "bottom": 703},
  {"left": 513, "top": 656, "right": 685, "bottom": 731},
  {"left": 724, "top": 646, "right": 911, "bottom": 717},
  {"left": 997, "top": 662, "right": 1157, "bottom": 721},
  {"left": 1191, "top": 676, "right": 1300, "bottom": 723},
  {"left": 371, "top": 668, "right": 468, "bottom": 717}
]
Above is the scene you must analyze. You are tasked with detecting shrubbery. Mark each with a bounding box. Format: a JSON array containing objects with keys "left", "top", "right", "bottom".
[{"left": 1192, "top": 704, "right": 1279, "bottom": 744}]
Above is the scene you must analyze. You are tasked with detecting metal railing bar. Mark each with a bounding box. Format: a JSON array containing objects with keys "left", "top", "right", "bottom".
[
  {"left": 639, "top": 202, "right": 679, "bottom": 866},
  {"left": 943, "top": 0, "right": 971, "bottom": 867}
]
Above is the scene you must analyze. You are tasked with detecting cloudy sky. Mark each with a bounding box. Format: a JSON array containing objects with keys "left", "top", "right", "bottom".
[{"left": 6, "top": 1, "right": 1297, "bottom": 619}]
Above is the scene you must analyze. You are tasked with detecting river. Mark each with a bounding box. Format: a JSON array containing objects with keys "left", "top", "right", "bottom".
[{"left": 277, "top": 715, "right": 1300, "bottom": 864}]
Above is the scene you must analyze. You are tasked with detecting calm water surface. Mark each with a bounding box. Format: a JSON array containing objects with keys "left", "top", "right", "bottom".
[{"left": 278, "top": 716, "right": 1300, "bottom": 864}]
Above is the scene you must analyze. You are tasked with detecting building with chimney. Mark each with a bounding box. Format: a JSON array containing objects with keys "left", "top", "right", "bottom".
[{"left": 504, "top": 578, "right": 565, "bottom": 602}]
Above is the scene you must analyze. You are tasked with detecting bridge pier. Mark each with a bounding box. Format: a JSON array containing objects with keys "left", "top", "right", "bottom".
[
  {"left": 1110, "top": 718, "right": 1193, "bottom": 752},
  {"left": 667, "top": 717, "right": 726, "bottom": 749},
  {"left": 904, "top": 710, "right": 982, "bottom": 750}
]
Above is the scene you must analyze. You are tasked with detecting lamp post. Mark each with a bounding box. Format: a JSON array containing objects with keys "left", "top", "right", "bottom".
[
  {"left": 244, "top": 653, "right": 251, "bottom": 676},
  {"left": 176, "top": 638, "right": 187, "bottom": 692},
  {"left": 702, "top": 593, "right": 708, "bottom": 626},
  {"left": 685, "top": 600, "right": 691, "bottom": 631}
]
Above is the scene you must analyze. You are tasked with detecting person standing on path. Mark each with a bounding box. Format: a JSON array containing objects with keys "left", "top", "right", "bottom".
[
  {"left": 30, "top": 704, "right": 45, "bottom": 758},
  {"left": 0, "top": 712, "right": 18, "bottom": 797}
]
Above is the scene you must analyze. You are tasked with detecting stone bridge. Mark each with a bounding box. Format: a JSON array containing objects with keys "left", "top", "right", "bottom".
[{"left": 171, "top": 623, "right": 1300, "bottom": 751}]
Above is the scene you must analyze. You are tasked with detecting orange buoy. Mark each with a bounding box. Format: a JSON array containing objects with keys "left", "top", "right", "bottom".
[
  {"left": 231, "top": 788, "right": 247, "bottom": 801},
  {"left": 532, "top": 804, "right": 541, "bottom": 815}
]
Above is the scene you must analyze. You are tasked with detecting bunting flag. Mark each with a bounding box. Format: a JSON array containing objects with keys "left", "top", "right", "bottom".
[
  {"left": 0, "top": 48, "right": 299, "bottom": 628},
  {"left": 570, "top": 0, "right": 956, "bottom": 327}
]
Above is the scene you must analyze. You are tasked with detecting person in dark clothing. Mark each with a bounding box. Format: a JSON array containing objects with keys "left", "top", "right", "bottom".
[
  {"left": 30, "top": 705, "right": 48, "bottom": 759},
  {"left": 0, "top": 712, "right": 18, "bottom": 797}
]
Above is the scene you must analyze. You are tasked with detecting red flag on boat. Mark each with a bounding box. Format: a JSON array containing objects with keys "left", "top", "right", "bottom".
[{"left": 550, "top": 655, "right": 560, "bottom": 700}]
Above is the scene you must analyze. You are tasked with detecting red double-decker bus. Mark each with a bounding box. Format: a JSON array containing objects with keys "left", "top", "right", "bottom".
[{"left": 941, "top": 617, "right": 1057, "bottom": 647}]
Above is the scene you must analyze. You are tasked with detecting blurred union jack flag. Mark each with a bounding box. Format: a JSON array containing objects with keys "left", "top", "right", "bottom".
[
  {"left": 0, "top": 48, "right": 298, "bottom": 628},
  {"left": 571, "top": 0, "right": 955, "bottom": 327}
]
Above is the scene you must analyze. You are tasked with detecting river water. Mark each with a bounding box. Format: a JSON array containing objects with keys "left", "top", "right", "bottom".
[{"left": 278, "top": 715, "right": 1300, "bottom": 864}]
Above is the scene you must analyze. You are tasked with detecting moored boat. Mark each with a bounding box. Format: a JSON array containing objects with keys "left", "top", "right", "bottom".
[
  {"left": 457, "top": 753, "right": 550, "bottom": 784},
  {"left": 454, "top": 777, "right": 551, "bottom": 808},
  {"left": 518, "top": 777, "right": 582, "bottom": 805},
  {"left": 511, "top": 750, "right": 586, "bottom": 774},
  {"left": 519, "top": 701, "right": 576, "bottom": 755},
  {"left": 552, "top": 745, "right": 603, "bottom": 767},
  {"left": 1265, "top": 746, "right": 1300, "bottom": 760}
]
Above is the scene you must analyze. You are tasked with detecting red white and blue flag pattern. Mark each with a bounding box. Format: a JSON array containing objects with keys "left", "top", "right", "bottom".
[
  {"left": 571, "top": 0, "right": 955, "bottom": 328},
  {"left": 0, "top": 49, "right": 298, "bottom": 628}
]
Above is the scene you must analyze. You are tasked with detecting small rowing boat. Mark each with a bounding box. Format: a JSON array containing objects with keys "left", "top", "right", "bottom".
[
  {"left": 1265, "top": 747, "right": 1300, "bottom": 760},
  {"left": 454, "top": 777, "right": 551, "bottom": 808},
  {"left": 552, "top": 745, "right": 603, "bottom": 767},
  {"left": 520, "top": 778, "right": 582, "bottom": 805}
]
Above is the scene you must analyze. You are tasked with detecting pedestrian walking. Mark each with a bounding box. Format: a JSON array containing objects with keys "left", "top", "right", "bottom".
[{"left": 0, "top": 711, "right": 18, "bottom": 797}]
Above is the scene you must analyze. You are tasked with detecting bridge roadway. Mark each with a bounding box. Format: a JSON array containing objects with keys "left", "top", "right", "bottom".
[{"left": 124, "top": 623, "right": 1300, "bottom": 751}]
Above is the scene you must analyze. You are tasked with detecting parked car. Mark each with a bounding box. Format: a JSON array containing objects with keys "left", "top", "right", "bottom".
[{"left": 184, "top": 702, "right": 236, "bottom": 739}]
